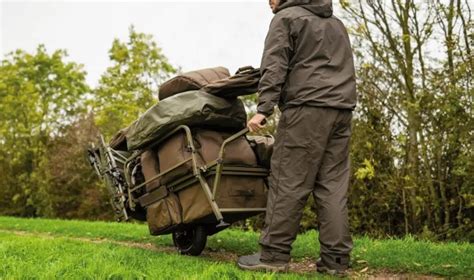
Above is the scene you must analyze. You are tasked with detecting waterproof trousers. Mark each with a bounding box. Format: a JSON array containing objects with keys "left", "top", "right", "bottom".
[{"left": 259, "top": 106, "right": 353, "bottom": 268}]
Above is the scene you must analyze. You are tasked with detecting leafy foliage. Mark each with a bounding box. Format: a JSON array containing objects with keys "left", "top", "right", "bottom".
[
  {"left": 0, "top": 45, "right": 90, "bottom": 217},
  {"left": 92, "top": 26, "right": 176, "bottom": 139},
  {"left": 339, "top": 0, "right": 473, "bottom": 240},
  {"left": 0, "top": 27, "right": 175, "bottom": 220}
]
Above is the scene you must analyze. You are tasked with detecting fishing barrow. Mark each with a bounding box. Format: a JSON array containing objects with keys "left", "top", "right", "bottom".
[{"left": 89, "top": 126, "right": 270, "bottom": 256}]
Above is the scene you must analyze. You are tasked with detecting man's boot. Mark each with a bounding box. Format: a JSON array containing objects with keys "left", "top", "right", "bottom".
[
  {"left": 237, "top": 253, "right": 289, "bottom": 272},
  {"left": 316, "top": 257, "right": 349, "bottom": 277}
]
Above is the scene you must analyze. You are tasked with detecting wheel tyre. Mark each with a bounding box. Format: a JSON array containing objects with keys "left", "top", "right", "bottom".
[{"left": 172, "top": 225, "right": 207, "bottom": 256}]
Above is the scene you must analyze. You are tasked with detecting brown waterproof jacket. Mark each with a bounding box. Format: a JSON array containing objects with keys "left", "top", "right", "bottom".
[{"left": 257, "top": 0, "right": 357, "bottom": 116}]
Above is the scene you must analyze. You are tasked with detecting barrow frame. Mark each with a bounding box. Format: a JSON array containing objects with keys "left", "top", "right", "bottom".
[{"left": 90, "top": 125, "right": 269, "bottom": 227}]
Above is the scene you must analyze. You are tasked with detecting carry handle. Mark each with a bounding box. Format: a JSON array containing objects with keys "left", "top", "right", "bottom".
[{"left": 211, "top": 127, "right": 250, "bottom": 197}]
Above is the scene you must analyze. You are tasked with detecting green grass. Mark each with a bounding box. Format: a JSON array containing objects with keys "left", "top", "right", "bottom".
[
  {"left": 0, "top": 231, "right": 310, "bottom": 279},
  {"left": 0, "top": 216, "right": 473, "bottom": 278}
]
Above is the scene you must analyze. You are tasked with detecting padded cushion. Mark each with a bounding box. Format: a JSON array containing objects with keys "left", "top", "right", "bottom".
[
  {"left": 202, "top": 66, "right": 261, "bottom": 98},
  {"left": 158, "top": 67, "right": 230, "bottom": 100}
]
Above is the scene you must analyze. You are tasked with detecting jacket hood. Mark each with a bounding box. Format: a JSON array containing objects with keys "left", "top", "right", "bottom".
[{"left": 275, "top": 0, "right": 333, "bottom": 18}]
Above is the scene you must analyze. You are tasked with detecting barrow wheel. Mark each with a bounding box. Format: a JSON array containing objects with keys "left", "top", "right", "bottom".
[{"left": 172, "top": 225, "right": 207, "bottom": 256}]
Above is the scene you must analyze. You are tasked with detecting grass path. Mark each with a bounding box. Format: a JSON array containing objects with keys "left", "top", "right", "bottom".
[
  {"left": 0, "top": 229, "right": 322, "bottom": 276},
  {"left": 0, "top": 230, "right": 310, "bottom": 280},
  {"left": 0, "top": 216, "right": 472, "bottom": 279}
]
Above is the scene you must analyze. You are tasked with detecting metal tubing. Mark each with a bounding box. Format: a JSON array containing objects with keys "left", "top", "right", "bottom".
[
  {"left": 123, "top": 151, "right": 142, "bottom": 211},
  {"left": 220, "top": 208, "right": 267, "bottom": 213},
  {"left": 111, "top": 149, "right": 129, "bottom": 161},
  {"left": 123, "top": 151, "right": 140, "bottom": 188},
  {"left": 210, "top": 171, "right": 268, "bottom": 177},
  {"left": 125, "top": 125, "right": 194, "bottom": 196},
  {"left": 177, "top": 126, "right": 226, "bottom": 222},
  {"left": 196, "top": 175, "right": 224, "bottom": 221},
  {"left": 100, "top": 135, "right": 129, "bottom": 220},
  {"left": 129, "top": 157, "right": 193, "bottom": 193},
  {"left": 212, "top": 128, "right": 250, "bottom": 197}
]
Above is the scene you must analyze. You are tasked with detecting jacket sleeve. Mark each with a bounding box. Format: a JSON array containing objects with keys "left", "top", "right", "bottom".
[{"left": 257, "top": 14, "right": 293, "bottom": 117}]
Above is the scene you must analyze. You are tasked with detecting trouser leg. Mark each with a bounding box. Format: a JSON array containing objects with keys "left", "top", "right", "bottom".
[
  {"left": 259, "top": 106, "right": 338, "bottom": 263},
  {"left": 313, "top": 110, "right": 353, "bottom": 268}
]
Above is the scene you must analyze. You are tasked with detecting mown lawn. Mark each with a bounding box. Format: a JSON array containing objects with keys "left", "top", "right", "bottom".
[{"left": 0, "top": 216, "right": 472, "bottom": 279}]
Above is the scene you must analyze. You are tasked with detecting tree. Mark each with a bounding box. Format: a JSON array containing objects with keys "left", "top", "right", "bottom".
[
  {"left": 0, "top": 45, "right": 90, "bottom": 217},
  {"left": 340, "top": 0, "right": 473, "bottom": 239},
  {"left": 93, "top": 26, "right": 176, "bottom": 139},
  {"left": 46, "top": 114, "right": 113, "bottom": 220}
]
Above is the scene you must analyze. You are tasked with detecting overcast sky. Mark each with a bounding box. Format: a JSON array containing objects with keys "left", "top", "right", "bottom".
[{"left": 1, "top": 0, "right": 280, "bottom": 86}]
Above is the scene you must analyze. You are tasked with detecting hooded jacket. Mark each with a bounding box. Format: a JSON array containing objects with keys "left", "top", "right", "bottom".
[{"left": 257, "top": 0, "right": 357, "bottom": 116}]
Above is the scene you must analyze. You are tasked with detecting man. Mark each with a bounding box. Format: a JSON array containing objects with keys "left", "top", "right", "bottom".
[{"left": 237, "top": 0, "right": 357, "bottom": 276}]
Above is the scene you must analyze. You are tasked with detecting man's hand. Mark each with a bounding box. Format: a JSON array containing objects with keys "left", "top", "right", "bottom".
[{"left": 247, "top": 113, "right": 267, "bottom": 132}]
